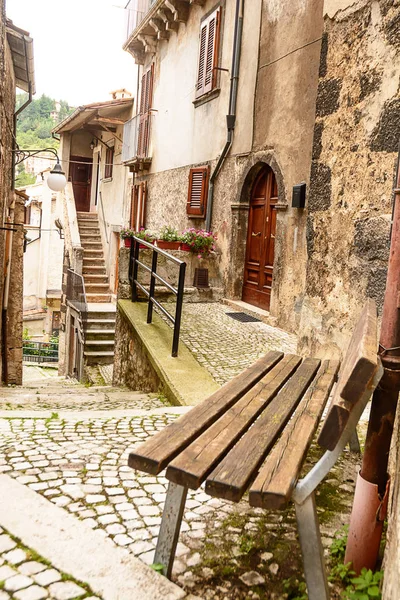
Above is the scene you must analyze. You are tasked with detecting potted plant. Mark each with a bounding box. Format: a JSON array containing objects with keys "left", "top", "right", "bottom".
[
  {"left": 120, "top": 227, "right": 135, "bottom": 248},
  {"left": 156, "top": 226, "right": 182, "bottom": 250},
  {"left": 135, "top": 228, "right": 156, "bottom": 248},
  {"left": 180, "top": 228, "right": 217, "bottom": 257}
]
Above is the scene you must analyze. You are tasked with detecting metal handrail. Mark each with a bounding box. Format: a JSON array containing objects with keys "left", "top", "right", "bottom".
[
  {"left": 22, "top": 341, "right": 59, "bottom": 363},
  {"left": 128, "top": 237, "right": 186, "bottom": 357},
  {"left": 66, "top": 269, "right": 88, "bottom": 340}
]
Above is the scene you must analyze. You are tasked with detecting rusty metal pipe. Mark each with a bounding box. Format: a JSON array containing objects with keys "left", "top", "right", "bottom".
[{"left": 345, "top": 153, "right": 400, "bottom": 572}]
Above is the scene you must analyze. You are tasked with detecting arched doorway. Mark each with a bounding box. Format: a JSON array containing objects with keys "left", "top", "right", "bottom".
[{"left": 242, "top": 165, "right": 278, "bottom": 311}]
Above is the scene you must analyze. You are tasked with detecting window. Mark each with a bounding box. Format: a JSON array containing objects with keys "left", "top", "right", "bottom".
[
  {"left": 187, "top": 166, "right": 209, "bottom": 218},
  {"left": 104, "top": 145, "right": 114, "bottom": 179},
  {"left": 130, "top": 181, "right": 147, "bottom": 230},
  {"left": 137, "top": 65, "right": 154, "bottom": 158},
  {"left": 196, "top": 7, "right": 221, "bottom": 99},
  {"left": 24, "top": 204, "right": 31, "bottom": 225}
]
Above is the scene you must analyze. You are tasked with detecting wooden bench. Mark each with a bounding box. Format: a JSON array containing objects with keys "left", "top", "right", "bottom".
[{"left": 128, "top": 300, "right": 382, "bottom": 600}]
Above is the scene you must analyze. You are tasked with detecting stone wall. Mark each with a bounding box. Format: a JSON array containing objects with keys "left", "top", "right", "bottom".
[
  {"left": 298, "top": 0, "right": 399, "bottom": 358},
  {"left": 0, "top": 5, "right": 22, "bottom": 383},
  {"left": 112, "top": 308, "right": 160, "bottom": 394}
]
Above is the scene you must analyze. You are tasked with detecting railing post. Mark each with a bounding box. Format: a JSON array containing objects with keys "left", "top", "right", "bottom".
[
  {"left": 172, "top": 262, "right": 186, "bottom": 357},
  {"left": 131, "top": 240, "right": 139, "bottom": 302},
  {"left": 147, "top": 249, "right": 158, "bottom": 324}
]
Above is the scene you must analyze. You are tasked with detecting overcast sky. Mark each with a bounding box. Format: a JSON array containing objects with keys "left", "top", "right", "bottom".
[{"left": 6, "top": 0, "right": 137, "bottom": 107}]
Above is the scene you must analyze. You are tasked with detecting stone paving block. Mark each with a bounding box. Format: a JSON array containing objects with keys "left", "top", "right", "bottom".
[
  {"left": 48, "top": 581, "right": 86, "bottom": 599},
  {"left": 18, "top": 562, "right": 47, "bottom": 576},
  {"left": 4, "top": 574, "right": 33, "bottom": 592},
  {"left": 14, "top": 585, "right": 49, "bottom": 600},
  {"left": 3, "top": 548, "right": 27, "bottom": 564},
  {"left": 0, "top": 565, "right": 17, "bottom": 580},
  {"left": 33, "top": 568, "right": 61, "bottom": 586},
  {"left": 0, "top": 535, "right": 16, "bottom": 553}
]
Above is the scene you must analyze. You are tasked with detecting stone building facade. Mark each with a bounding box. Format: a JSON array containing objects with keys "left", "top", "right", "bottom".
[
  {"left": 0, "top": 3, "right": 35, "bottom": 384},
  {"left": 122, "top": 0, "right": 324, "bottom": 334},
  {"left": 298, "top": 0, "right": 400, "bottom": 358}
]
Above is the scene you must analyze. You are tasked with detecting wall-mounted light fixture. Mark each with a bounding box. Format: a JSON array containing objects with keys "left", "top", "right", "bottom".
[
  {"left": 90, "top": 139, "right": 96, "bottom": 150},
  {"left": 13, "top": 148, "right": 67, "bottom": 192}
]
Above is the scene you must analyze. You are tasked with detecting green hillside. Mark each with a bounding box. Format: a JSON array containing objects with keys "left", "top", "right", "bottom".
[{"left": 15, "top": 94, "right": 74, "bottom": 186}]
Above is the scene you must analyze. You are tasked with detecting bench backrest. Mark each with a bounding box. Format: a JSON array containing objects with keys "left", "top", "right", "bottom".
[{"left": 317, "top": 299, "right": 379, "bottom": 451}]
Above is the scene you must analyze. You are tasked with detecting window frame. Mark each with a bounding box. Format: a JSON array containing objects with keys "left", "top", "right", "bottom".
[{"left": 104, "top": 145, "right": 114, "bottom": 180}]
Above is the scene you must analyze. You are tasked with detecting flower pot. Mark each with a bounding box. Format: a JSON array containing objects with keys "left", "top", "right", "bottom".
[
  {"left": 138, "top": 241, "right": 154, "bottom": 249},
  {"left": 123, "top": 238, "right": 132, "bottom": 248},
  {"left": 180, "top": 243, "right": 192, "bottom": 252},
  {"left": 157, "top": 240, "right": 181, "bottom": 250}
]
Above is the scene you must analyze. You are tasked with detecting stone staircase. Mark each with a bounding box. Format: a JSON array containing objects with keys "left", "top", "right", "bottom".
[{"left": 77, "top": 212, "right": 116, "bottom": 365}]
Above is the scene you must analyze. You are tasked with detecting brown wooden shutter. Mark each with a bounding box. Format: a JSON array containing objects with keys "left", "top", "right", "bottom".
[
  {"left": 187, "top": 166, "right": 209, "bottom": 217},
  {"left": 137, "top": 65, "right": 154, "bottom": 157},
  {"left": 196, "top": 8, "right": 221, "bottom": 98},
  {"left": 131, "top": 182, "right": 147, "bottom": 230}
]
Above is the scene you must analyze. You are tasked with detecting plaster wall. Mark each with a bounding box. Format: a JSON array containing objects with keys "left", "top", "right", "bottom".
[
  {"left": 298, "top": 0, "right": 399, "bottom": 358},
  {"left": 23, "top": 179, "right": 64, "bottom": 308},
  {"left": 141, "top": 0, "right": 262, "bottom": 174}
]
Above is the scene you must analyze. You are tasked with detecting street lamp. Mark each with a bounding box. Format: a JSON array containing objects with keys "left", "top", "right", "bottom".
[{"left": 13, "top": 148, "right": 67, "bottom": 192}]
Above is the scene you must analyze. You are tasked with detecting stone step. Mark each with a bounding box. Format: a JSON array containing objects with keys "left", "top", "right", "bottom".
[
  {"left": 79, "top": 227, "right": 101, "bottom": 233},
  {"left": 77, "top": 212, "right": 98, "bottom": 219},
  {"left": 84, "top": 249, "right": 104, "bottom": 257},
  {"left": 83, "top": 264, "right": 106, "bottom": 271},
  {"left": 86, "top": 318, "right": 116, "bottom": 329},
  {"left": 84, "top": 351, "right": 114, "bottom": 365},
  {"left": 86, "top": 293, "right": 112, "bottom": 303},
  {"left": 83, "top": 274, "right": 109, "bottom": 284},
  {"left": 85, "top": 329, "right": 115, "bottom": 341},
  {"left": 81, "top": 240, "right": 103, "bottom": 246},
  {"left": 83, "top": 259, "right": 106, "bottom": 267},
  {"left": 85, "top": 289, "right": 110, "bottom": 297}
]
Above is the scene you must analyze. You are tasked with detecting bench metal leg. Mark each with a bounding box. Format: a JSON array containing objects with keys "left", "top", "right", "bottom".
[
  {"left": 154, "top": 481, "right": 188, "bottom": 579},
  {"left": 295, "top": 492, "right": 330, "bottom": 600},
  {"left": 348, "top": 430, "right": 361, "bottom": 454}
]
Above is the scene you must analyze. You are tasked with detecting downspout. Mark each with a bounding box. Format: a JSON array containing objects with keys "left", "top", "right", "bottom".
[{"left": 205, "top": 0, "right": 244, "bottom": 231}]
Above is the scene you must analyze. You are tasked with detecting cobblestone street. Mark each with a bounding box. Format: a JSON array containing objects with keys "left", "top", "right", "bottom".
[
  {"left": 0, "top": 356, "right": 366, "bottom": 600},
  {"left": 161, "top": 303, "right": 297, "bottom": 385}
]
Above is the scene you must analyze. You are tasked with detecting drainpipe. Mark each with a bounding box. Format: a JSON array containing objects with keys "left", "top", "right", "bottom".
[
  {"left": 205, "top": 0, "right": 244, "bottom": 232},
  {"left": 345, "top": 148, "right": 400, "bottom": 573}
]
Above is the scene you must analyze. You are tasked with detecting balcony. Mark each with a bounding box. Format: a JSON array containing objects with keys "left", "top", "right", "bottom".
[
  {"left": 124, "top": 0, "right": 156, "bottom": 42},
  {"left": 123, "top": 0, "right": 205, "bottom": 64},
  {"left": 122, "top": 114, "right": 152, "bottom": 172}
]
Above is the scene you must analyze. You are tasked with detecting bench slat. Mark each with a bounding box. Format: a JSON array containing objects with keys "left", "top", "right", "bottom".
[
  {"left": 318, "top": 300, "right": 378, "bottom": 451},
  {"left": 249, "top": 360, "right": 340, "bottom": 510},
  {"left": 166, "top": 354, "right": 302, "bottom": 489},
  {"left": 205, "top": 358, "right": 322, "bottom": 503},
  {"left": 128, "top": 351, "right": 284, "bottom": 475}
]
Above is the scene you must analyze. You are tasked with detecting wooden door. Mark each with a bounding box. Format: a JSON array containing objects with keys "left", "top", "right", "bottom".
[
  {"left": 69, "top": 156, "right": 92, "bottom": 212},
  {"left": 242, "top": 166, "right": 278, "bottom": 311}
]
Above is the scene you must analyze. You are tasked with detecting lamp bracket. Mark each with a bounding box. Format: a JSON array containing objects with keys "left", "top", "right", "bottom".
[{"left": 12, "top": 148, "right": 59, "bottom": 166}]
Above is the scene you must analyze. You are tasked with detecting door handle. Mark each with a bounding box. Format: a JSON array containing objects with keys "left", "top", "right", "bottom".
[
  {"left": 252, "top": 232, "right": 261, "bottom": 237},
  {"left": 271, "top": 234, "right": 275, "bottom": 239}
]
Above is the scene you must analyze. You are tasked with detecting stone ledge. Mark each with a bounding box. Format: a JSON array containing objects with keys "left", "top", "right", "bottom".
[
  {"left": 114, "top": 300, "right": 219, "bottom": 406},
  {"left": 0, "top": 475, "right": 200, "bottom": 600}
]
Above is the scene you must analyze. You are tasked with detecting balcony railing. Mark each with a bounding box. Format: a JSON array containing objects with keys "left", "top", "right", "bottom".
[
  {"left": 122, "top": 114, "right": 140, "bottom": 163},
  {"left": 124, "top": 0, "right": 156, "bottom": 42},
  {"left": 23, "top": 341, "right": 59, "bottom": 364}
]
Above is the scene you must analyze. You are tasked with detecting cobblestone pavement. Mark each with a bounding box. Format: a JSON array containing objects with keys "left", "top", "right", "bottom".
[
  {"left": 0, "top": 527, "right": 100, "bottom": 599},
  {"left": 0, "top": 410, "right": 366, "bottom": 599},
  {"left": 160, "top": 303, "right": 297, "bottom": 384}
]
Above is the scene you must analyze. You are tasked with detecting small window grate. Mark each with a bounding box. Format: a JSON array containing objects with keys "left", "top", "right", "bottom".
[
  {"left": 193, "top": 267, "right": 209, "bottom": 288},
  {"left": 225, "top": 312, "right": 261, "bottom": 323}
]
